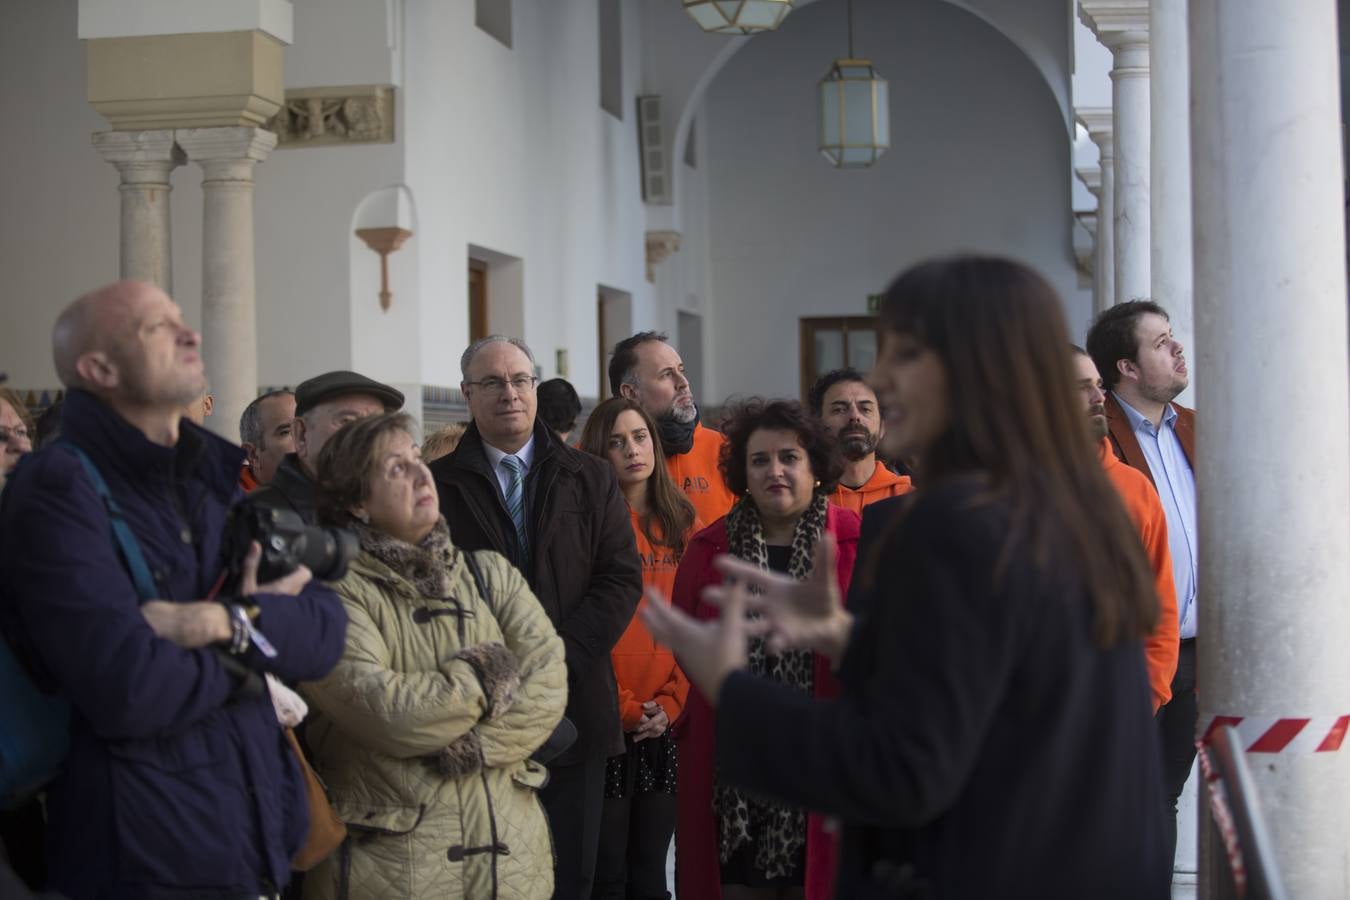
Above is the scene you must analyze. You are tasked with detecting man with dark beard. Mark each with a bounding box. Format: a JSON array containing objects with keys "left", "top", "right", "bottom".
[
  {"left": 609, "top": 331, "right": 736, "bottom": 524},
  {"left": 1073, "top": 346, "right": 1178, "bottom": 714},
  {"left": 1086, "top": 302, "right": 1196, "bottom": 882},
  {"left": 809, "top": 368, "right": 912, "bottom": 514}
]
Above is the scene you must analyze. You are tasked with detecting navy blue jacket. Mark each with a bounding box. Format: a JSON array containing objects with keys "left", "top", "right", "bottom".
[{"left": 0, "top": 389, "right": 347, "bottom": 899}]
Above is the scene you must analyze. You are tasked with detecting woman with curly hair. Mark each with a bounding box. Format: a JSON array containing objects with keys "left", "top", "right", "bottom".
[{"left": 667, "top": 398, "right": 859, "bottom": 900}]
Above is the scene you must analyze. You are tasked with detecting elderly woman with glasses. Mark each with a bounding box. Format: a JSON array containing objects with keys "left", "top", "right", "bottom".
[
  {"left": 302, "top": 411, "right": 567, "bottom": 900},
  {"left": 0, "top": 388, "right": 34, "bottom": 490}
]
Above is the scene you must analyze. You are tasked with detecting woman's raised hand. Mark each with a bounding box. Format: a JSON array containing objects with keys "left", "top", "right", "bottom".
[{"left": 705, "top": 534, "right": 853, "bottom": 665}]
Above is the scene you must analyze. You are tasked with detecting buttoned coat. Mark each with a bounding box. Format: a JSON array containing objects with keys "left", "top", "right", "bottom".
[{"left": 301, "top": 545, "right": 566, "bottom": 899}]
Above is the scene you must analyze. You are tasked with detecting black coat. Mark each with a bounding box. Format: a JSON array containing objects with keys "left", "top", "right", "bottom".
[
  {"left": 429, "top": 419, "right": 642, "bottom": 762},
  {"left": 246, "top": 453, "right": 318, "bottom": 524},
  {"left": 715, "top": 478, "right": 1169, "bottom": 899}
]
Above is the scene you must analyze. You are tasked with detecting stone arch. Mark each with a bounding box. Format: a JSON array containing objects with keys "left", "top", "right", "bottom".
[{"left": 662, "top": 0, "right": 1072, "bottom": 230}]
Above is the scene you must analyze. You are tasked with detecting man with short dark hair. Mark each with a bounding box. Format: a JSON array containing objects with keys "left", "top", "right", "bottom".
[
  {"left": 247, "top": 371, "right": 402, "bottom": 522},
  {"left": 239, "top": 389, "right": 296, "bottom": 489},
  {"left": 1086, "top": 300, "right": 1196, "bottom": 877},
  {"left": 432, "top": 334, "right": 641, "bottom": 900},
  {"left": 0, "top": 280, "right": 346, "bottom": 900},
  {"left": 809, "top": 368, "right": 911, "bottom": 513},
  {"left": 608, "top": 331, "right": 735, "bottom": 524},
  {"left": 537, "top": 377, "right": 582, "bottom": 443}
]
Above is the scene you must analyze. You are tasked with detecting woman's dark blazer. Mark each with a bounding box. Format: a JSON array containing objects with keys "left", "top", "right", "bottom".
[{"left": 714, "top": 478, "right": 1170, "bottom": 900}]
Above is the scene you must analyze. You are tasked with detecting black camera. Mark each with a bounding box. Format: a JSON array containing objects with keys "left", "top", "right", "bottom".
[{"left": 221, "top": 504, "right": 359, "bottom": 586}]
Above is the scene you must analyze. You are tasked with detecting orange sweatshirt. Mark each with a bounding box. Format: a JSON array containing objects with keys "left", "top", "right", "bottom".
[
  {"left": 611, "top": 509, "right": 701, "bottom": 731},
  {"left": 1101, "top": 438, "right": 1180, "bottom": 712},
  {"left": 665, "top": 423, "right": 737, "bottom": 526},
  {"left": 829, "top": 461, "right": 913, "bottom": 515}
]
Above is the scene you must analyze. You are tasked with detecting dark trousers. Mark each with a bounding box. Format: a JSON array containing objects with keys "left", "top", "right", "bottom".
[
  {"left": 542, "top": 754, "right": 607, "bottom": 900},
  {"left": 593, "top": 789, "right": 675, "bottom": 900},
  {"left": 1157, "top": 638, "right": 1198, "bottom": 877}
]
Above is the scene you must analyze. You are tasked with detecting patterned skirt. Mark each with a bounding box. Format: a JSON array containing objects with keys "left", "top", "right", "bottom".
[{"left": 604, "top": 730, "right": 678, "bottom": 799}]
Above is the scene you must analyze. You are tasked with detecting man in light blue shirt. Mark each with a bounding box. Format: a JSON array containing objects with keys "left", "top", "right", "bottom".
[{"left": 1087, "top": 300, "right": 1196, "bottom": 880}]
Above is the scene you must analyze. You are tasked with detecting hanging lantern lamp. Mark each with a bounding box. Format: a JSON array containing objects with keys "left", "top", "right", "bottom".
[
  {"left": 818, "top": 0, "right": 889, "bottom": 168},
  {"left": 684, "top": 0, "right": 794, "bottom": 35}
]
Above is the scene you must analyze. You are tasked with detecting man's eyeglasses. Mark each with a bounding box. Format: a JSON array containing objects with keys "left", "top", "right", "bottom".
[
  {"left": 0, "top": 425, "right": 30, "bottom": 443},
  {"left": 464, "top": 376, "right": 539, "bottom": 397}
]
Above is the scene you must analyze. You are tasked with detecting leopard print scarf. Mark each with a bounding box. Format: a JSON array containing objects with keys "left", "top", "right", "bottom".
[
  {"left": 351, "top": 516, "right": 456, "bottom": 599},
  {"left": 714, "top": 492, "right": 829, "bottom": 879}
]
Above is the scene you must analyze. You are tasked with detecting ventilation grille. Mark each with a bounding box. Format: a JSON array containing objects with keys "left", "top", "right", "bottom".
[{"left": 638, "top": 95, "right": 669, "bottom": 204}]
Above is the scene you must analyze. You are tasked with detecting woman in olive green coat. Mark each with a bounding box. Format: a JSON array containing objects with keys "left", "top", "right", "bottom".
[{"left": 302, "top": 413, "right": 567, "bottom": 900}]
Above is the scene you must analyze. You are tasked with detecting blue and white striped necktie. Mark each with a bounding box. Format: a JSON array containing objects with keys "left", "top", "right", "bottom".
[{"left": 500, "top": 454, "right": 529, "bottom": 556}]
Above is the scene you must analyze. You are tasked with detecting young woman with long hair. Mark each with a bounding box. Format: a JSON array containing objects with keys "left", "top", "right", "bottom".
[
  {"left": 580, "top": 397, "right": 700, "bottom": 900},
  {"left": 642, "top": 256, "right": 1169, "bottom": 899}
]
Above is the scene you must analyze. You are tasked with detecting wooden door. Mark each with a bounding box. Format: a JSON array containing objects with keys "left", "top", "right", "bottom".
[
  {"left": 799, "top": 316, "right": 879, "bottom": 401},
  {"left": 468, "top": 259, "right": 488, "bottom": 342}
]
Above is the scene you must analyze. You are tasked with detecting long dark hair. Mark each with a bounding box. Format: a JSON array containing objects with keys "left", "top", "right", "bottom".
[
  {"left": 880, "top": 255, "right": 1157, "bottom": 647},
  {"left": 581, "top": 398, "right": 696, "bottom": 554}
]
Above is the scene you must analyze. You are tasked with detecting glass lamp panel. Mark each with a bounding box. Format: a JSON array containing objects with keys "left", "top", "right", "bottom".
[
  {"left": 848, "top": 329, "right": 877, "bottom": 373},
  {"left": 738, "top": 0, "right": 789, "bottom": 28},
  {"left": 842, "top": 80, "right": 873, "bottom": 145},
  {"left": 686, "top": 3, "right": 730, "bottom": 30},
  {"left": 840, "top": 64, "right": 871, "bottom": 79},
  {"left": 815, "top": 330, "right": 845, "bottom": 375},
  {"left": 873, "top": 79, "right": 890, "bottom": 146},
  {"left": 842, "top": 147, "right": 872, "bottom": 166},
  {"left": 819, "top": 77, "right": 842, "bottom": 146}
]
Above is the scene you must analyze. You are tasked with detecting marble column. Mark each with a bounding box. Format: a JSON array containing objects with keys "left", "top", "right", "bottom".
[
  {"left": 1190, "top": 0, "right": 1350, "bottom": 896},
  {"left": 1077, "top": 109, "right": 1115, "bottom": 314},
  {"left": 1150, "top": 0, "right": 1193, "bottom": 404},
  {"left": 1080, "top": 1, "right": 1150, "bottom": 305},
  {"left": 91, "top": 130, "right": 184, "bottom": 292},
  {"left": 175, "top": 126, "right": 277, "bottom": 440}
]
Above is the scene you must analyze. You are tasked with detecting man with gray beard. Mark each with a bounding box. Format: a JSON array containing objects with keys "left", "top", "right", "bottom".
[{"left": 608, "top": 331, "right": 736, "bottom": 524}]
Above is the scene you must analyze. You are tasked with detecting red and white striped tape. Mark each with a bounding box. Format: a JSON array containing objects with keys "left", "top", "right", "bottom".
[{"left": 1199, "top": 715, "right": 1350, "bottom": 753}]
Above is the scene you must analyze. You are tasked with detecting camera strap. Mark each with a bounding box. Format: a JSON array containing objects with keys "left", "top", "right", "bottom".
[{"left": 61, "top": 443, "right": 159, "bottom": 602}]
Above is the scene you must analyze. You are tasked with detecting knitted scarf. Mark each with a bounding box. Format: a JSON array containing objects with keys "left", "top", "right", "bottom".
[
  {"left": 351, "top": 516, "right": 456, "bottom": 599},
  {"left": 656, "top": 407, "right": 698, "bottom": 456},
  {"left": 714, "top": 493, "right": 829, "bottom": 879}
]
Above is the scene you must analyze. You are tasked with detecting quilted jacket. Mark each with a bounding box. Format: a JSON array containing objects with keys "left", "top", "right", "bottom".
[{"left": 301, "top": 543, "right": 567, "bottom": 899}]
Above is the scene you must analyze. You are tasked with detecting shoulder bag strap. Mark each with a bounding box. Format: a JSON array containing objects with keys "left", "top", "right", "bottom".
[
  {"left": 61, "top": 443, "right": 159, "bottom": 602},
  {"left": 462, "top": 549, "right": 493, "bottom": 615}
]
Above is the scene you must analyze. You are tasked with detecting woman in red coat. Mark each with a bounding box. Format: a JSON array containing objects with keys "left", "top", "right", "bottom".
[{"left": 669, "top": 399, "right": 859, "bottom": 900}]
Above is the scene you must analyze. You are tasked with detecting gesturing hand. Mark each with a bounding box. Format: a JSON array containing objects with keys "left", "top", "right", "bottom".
[
  {"left": 705, "top": 534, "right": 854, "bottom": 665},
  {"left": 640, "top": 581, "right": 752, "bottom": 707},
  {"left": 238, "top": 540, "right": 313, "bottom": 597}
]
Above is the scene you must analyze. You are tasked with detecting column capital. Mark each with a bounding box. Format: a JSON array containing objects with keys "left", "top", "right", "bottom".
[
  {"left": 175, "top": 126, "right": 277, "bottom": 164},
  {"left": 1078, "top": 1, "right": 1149, "bottom": 49},
  {"left": 1075, "top": 164, "right": 1103, "bottom": 198},
  {"left": 92, "top": 129, "right": 184, "bottom": 167},
  {"left": 1075, "top": 108, "right": 1115, "bottom": 156}
]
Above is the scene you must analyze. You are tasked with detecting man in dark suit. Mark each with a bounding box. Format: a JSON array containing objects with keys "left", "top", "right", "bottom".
[{"left": 430, "top": 335, "right": 642, "bottom": 900}]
